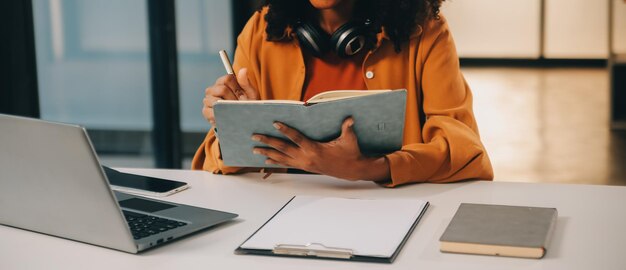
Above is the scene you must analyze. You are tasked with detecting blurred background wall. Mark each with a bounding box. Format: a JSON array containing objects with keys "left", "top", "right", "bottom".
[{"left": 2, "top": 0, "right": 625, "bottom": 185}]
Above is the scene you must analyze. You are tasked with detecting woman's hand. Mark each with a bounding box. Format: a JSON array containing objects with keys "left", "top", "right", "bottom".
[
  {"left": 202, "top": 68, "right": 259, "bottom": 126},
  {"left": 251, "top": 118, "right": 391, "bottom": 182}
]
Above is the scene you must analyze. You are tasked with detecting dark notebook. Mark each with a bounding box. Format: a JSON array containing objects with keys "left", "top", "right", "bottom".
[{"left": 440, "top": 203, "right": 557, "bottom": 259}]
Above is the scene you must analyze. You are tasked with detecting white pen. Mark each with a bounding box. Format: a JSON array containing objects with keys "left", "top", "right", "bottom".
[
  {"left": 218, "top": 49, "right": 247, "bottom": 100},
  {"left": 219, "top": 49, "right": 235, "bottom": 75}
]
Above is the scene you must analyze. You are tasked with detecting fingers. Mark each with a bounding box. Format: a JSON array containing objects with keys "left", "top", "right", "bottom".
[
  {"left": 265, "top": 158, "right": 289, "bottom": 167},
  {"left": 222, "top": 74, "right": 247, "bottom": 99},
  {"left": 202, "top": 106, "right": 215, "bottom": 125},
  {"left": 202, "top": 70, "right": 257, "bottom": 125},
  {"left": 253, "top": 147, "right": 292, "bottom": 166},
  {"left": 202, "top": 96, "right": 216, "bottom": 125},
  {"left": 339, "top": 117, "right": 356, "bottom": 140},
  {"left": 207, "top": 85, "right": 237, "bottom": 101},
  {"left": 203, "top": 95, "right": 222, "bottom": 109},
  {"left": 202, "top": 88, "right": 224, "bottom": 124},
  {"left": 237, "top": 68, "right": 260, "bottom": 100},
  {"left": 209, "top": 70, "right": 259, "bottom": 101},
  {"left": 273, "top": 122, "right": 312, "bottom": 148},
  {"left": 252, "top": 134, "right": 298, "bottom": 158},
  {"left": 212, "top": 75, "right": 240, "bottom": 100}
]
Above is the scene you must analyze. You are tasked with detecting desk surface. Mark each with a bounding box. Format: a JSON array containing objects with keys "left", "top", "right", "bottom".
[{"left": 2, "top": 169, "right": 625, "bottom": 270}]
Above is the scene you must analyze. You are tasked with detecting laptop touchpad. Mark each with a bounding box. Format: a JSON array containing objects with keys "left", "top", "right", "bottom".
[{"left": 119, "top": 198, "right": 177, "bottom": 213}]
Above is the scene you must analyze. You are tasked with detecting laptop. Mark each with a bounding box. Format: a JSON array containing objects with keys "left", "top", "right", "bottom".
[{"left": 0, "top": 114, "right": 238, "bottom": 253}]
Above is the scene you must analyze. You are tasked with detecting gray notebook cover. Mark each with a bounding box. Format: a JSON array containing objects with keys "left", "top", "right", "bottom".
[
  {"left": 213, "top": 89, "right": 407, "bottom": 168},
  {"left": 440, "top": 203, "right": 558, "bottom": 248}
]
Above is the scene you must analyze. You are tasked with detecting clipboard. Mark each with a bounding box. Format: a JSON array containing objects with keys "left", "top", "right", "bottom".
[{"left": 235, "top": 196, "right": 429, "bottom": 263}]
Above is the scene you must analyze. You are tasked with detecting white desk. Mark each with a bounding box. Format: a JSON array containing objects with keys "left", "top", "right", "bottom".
[{"left": 2, "top": 169, "right": 626, "bottom": 270}]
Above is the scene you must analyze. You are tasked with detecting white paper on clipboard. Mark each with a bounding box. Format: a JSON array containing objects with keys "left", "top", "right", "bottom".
[{"left": 240, "top": 196, "right": 428, "bottom": 258}]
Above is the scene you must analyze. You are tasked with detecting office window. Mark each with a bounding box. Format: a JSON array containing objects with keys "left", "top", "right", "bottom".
[
  {"left": 176, "top": 0, "right": 233, "bottom": 165},
  {"left": 32, "top": 0, "right": 154, "bottom": 167}
]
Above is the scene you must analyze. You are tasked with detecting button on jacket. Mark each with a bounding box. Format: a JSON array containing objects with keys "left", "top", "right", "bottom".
[{"left": 192, "top": 8, "right": 494, "bottom": 187}]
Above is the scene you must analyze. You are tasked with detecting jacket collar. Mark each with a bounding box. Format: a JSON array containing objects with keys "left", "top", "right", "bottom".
[{"left": 377, "top": 25, "right": 423, "bottom": 41}]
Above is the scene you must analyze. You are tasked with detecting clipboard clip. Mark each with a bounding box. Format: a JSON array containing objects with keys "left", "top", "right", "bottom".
[{"left": 273, "top": 243, "right": 354, "bottom": 259}]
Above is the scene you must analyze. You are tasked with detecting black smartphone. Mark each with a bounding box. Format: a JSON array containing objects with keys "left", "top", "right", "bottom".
[{"left": 103, "top": 166, "right": 189, "bottom": 197}]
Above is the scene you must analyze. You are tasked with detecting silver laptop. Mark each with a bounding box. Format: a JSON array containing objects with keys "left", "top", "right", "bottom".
[{"left": 0, "top": 114, "right": 238, "bottom": 253}]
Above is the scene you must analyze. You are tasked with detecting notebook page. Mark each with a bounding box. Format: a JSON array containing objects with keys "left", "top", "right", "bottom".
[
  {"left": 240, "top": 196, "right": 427, "bottom": 258},
  {"left": 306, "top": 90, "right": 390, "bottom": 104}
]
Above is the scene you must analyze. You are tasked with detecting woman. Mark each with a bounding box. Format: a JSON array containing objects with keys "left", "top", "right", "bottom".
[{"left": 193, "top": 0, "right": 494, "bottom": 187}]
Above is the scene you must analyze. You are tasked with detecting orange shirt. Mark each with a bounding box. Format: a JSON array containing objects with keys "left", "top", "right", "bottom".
[
  {"left": 192, "top": 7, "right": 494, "bottom": 187},
  {"left": 301, "top": 51, "right": 367, "bottom": 101}
]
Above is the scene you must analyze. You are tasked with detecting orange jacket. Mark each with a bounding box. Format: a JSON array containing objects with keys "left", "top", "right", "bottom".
[{"left": 192, "top": 8, "right": 494, "bottom": 187}]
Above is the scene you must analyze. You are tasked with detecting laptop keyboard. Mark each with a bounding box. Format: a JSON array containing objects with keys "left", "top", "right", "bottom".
[{"left": 123, "top": 210, "right": 188, "bottom": 240}]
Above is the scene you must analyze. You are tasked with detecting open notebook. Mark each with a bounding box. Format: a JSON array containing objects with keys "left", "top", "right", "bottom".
[
  {"left": 213, "top": 89, "right": 407, "bottom": 167},
  {"left": 236, "top": 196, "right": 429, "bottom": 263}
]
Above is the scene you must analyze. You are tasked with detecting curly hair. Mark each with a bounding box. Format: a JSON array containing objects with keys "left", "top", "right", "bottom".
[{"left": 260, "top": 0, "right": 444, "bottom": 52}]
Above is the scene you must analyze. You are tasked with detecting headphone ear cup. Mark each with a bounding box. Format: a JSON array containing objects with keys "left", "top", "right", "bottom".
[
  {"left": 329, "top": 22, "right": 367, "bottom": 58},
  {"left": 294, "top": 22, "right": 330, "bottom": 58}
]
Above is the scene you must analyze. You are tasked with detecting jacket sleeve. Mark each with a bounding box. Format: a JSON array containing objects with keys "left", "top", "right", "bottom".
[
  {"left": 383, "top": 17, "right": 494, "bottom": 186},
  {"left": 191, "top": 11, "right": 264, "bottom": 173}
]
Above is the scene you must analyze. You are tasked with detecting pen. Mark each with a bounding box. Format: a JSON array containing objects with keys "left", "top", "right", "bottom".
[
  {"left": 218, "top": 49, "right": 235, "bottom": 75},
  {"left": 219, "top": 50, "right": 247, "bottom": 100},
  {"left": 219, "top": 49, "right": 272, "bottom": 180}
]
